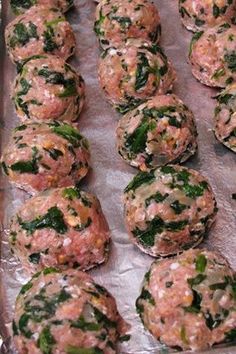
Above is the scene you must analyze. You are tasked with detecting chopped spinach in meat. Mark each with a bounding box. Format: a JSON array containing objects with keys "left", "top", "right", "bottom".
[
  {"left": 145, "top": 192, "right": 169, "bottom": 206},
  {"left": 195, "top": 254, "right": 207, "bottom": 273},
  {"left": 170, "top": 200, "right": 187, "bottom": 214},
  {"left": 66, "top": 346, "right": 103, "bottom": 354},
  {"left": 125, "top": 169, "right": 156, "bottom": 192},
  {"left": 116, "top": 96, "right": 144, "bottom": 114},
  {"left": 43, "top": 148, "right": 63, "bottom": 160},
  {"left": 10, "top": 146, "right": 39, "bottom": 174},
  {"left": 38, "top": 326, "right": 56, "bottom": 354},
  {"left": 9, "top": 22, "right": 38, "bottom": 48},
  {"left": 38, "top": 68, "right": 77, "bottom": 97},
  {"left": 28, "top": 253, "right": 41, "bottom": 264},
  {"left": 125, "top": 118, "right": 155, "bottom": 154},
  {"left": 187, "top": 274, "right": 206, "bottom": 286},
  {"left": 189, "top": 31, "right": 204, "bottom": 56},
  {"left": 111, "top": 16, "right": 132, "bottom": 30},
  {"left": 224, "top": 51, "right": 236, "bottom": 72},
  {"left": 43, "top": 26, "right": 59, "bottom": 53},
  {"left": 94, "top": 9, "right": 105, "bottom": 36},
  {"left": 132, "top": 216, "right": 188, "bottom": 247},
  {"left": 183, "top": 289, "right": 202, "bottom": 313},
  {"left": 135, "top": 52, "right": 157, "bottom": 91},
  {"left": 138, "top": 288, "right": 155, "bottom": 305},
  {"left": 51, "top": 123, "right": 83, "bottom": 147},
  {"left": 18, "top": 206, "right": 67, "bottom": 234},
  {"left": 10, "top": 0, "right": 35, "bottom": 14}
]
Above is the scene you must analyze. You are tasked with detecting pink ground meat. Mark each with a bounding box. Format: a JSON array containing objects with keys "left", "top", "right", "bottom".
[
  {"left": 136, "top": 248, "right": 236, "bottom": 351},
  {"left": 12, "top": 55, "right": 85, "bottom": 122},
  {"left": 13, "top": 268, "right": 129, "bottom": 353},
  {"left": 116, "top": 94, "right": 198, "bottom": 171},
  {"left": 1, "top": 121, "right": 90, "bottom": 194},
  {"left": 5, "top": 5, "right": 75, "bottom": 64},
  {"left": 10, "top": 186, "right": 110, "bottom": 272},
  {"left": 123, "top": 165, "right": 217, "bottom": 256}
]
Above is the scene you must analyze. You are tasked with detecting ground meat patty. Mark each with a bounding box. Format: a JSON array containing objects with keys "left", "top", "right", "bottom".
[
  {"left": 136, "top": 248, "right": 236, "bottom": 351},
  {"left": 94, "top": 0, "right": 161, "bottom": 49},
  {"left": 189, "top": 22, "right": 236, "bottom": 87},
  {"left": 10, "top": 0, "right": 73, "bottom": 14},
  {"left": 10, "top": 187, "right": 110, "bottom": 272},
  {"left": 98, "top": 39, "right": 176, "bottom": 113},
  {"left": 5, "top": 6, "right": 75, "bottom": 64},
  {"left": 214, "top": 83, "right": 236, "bottom": 152},
  {"left": 123, "top": 165, "right": 217, "bottom": 257},
  {"left": 12, "top": 55, "right": 85, "bottom": 122},
  {"left": 13, "top": 268, "right": 129, "bottom": 354},
  {"left": 179, "top": 0, "right": 236, "bottom": 32},
  {"left": 116, "top": 94, "right": 198, "bottom": 171},
  {"left": 1, "top": 122, "right": 90, "bottom": 194}
]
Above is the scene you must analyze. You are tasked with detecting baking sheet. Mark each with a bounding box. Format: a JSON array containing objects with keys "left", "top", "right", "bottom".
[{"left": 1, "top": 0, "right": 236, "bottom": 353}]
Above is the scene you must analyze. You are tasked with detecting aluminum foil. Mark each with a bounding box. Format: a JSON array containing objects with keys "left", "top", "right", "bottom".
[{"left": 1, "top": 0, "right": 236, "bottom": 353}]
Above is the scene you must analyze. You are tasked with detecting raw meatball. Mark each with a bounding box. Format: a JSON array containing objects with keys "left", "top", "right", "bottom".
[
  {"left": 10, "top": 187, "right": 110, "bottom": 272},
  {"left": 116, "top": 94, "right": 198, "bottom": 171},
  {"left": 94, "top": 0, "right": 161, "bottom": 49},
  {"left": 5, "top": 6, "right": 75, "bottom": 64},
  {"left": 10, "top": 0, "right": 73, "bottom": 15},
  {"left": 98, "top": 39, "right": 176, "bottom": 113},
  {"left": 123, "top": 165, "right": 217, "bottom": 256},
  {"left": 179, "top": 0, "right": 236, "bottom": 32},
  {"left": 13, "top": 268, "right": 129, "bottom": 354},
  {"left": 1, "top": 122, "right": 90, "bottom": 194},
  {"left": 136, "top": 248, "right": 236, "bottom": 351},
  {"left": 214, "top": 83, "right": 236, "bottom": 152},
  {"left": 12, "top": 55, "right": 85, "bottom": 122},
  {"left": 189, "top": 23, "right": 236, "bottom": 87}
]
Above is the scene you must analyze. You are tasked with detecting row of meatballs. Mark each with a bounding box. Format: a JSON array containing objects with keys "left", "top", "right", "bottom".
[
  {"left": 4, "top": 2, "right": 131, "bottom": 353},
  {"left": 11, "top": 248, "right": 236, "bottom": 353},
  {"left": 179, "top": 0, "right": 236, "bottom": 153},
  {"left": 92, "top": 0, "right": 236, "bottom": 352}
]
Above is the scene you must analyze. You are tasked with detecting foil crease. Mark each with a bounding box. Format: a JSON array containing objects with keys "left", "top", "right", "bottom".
[{"left": 0, "top": 0, "right": 236, "bottom": 353}]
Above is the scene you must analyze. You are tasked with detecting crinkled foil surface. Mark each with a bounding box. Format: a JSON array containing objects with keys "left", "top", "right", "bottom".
[{"left": 1, "top": 0, "right": 236, "bottom": 353}]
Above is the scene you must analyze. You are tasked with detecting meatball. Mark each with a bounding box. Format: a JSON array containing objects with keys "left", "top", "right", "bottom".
[
  {"left": 123, "top": 165, "right": 217, "bottom": 257},
  {"left": 13, "top": 268, "right": 129, "bottom": 354},
  {"left": 179, "top": 0, "right": 236, "bottom": 32},
  {"left": 214, "top": 83, "right": 236, "bottom": 152},
  {"left": 5, "top": 6, "right": 75, "bottom": 64},
  {"left": 189, "top": 23, "right": 236, "bottom": 87},
  {"left": 12, "top": 55, "right": 85, "bottom": 123},
  {"left": 98, "top": 39, "right": 176, "bottom": 113},
  {"left": 94, "top": 0, "right": 161, "bottom": 49},
  {"left": 10, "top": 187, "right": 110, "bottom": 272},
  {"left": 116, "top": 94, "right": 198, "bottom": 171},
  {"left": 136, "top": 248, "right": 236, "bottom": 351},
  {"left": 1, "top": 122, "right": 90, "bottom": 194},
  {"left": 10, "top": 0, "right": 73, "bottom": 15}
]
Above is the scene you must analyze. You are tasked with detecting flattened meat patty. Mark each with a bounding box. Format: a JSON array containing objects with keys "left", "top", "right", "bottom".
[
  {"left": 189, "top": 23, "right": 236, "bottom": 87},
  {"left": 98, "top": 39, "right": 176, "bottom": 113},
  {"left": 13, "top": 268, "right": 129, "bottom": 354},
  {"left": 94, "top": 0, "right": 161, "bottom": 49},
  {"left": 10, "top": 0, "right": 74, "bottom": 15},
  {"left": 136, "top": 249, "right": 236, "bottom": 351},
  {"left": 5, "top": 5, "right": 75, "bottom": 64},
  {"left": 10, "top": 187, "right": 110, "bottom": 272},
  {"left": 116, "top": 94, "right": 197, "bottom": 170},
  {"left": 214, "top": 83, "right": 236, "bottom": 152},
  {"left": 179, "top": 0, "right": 236, "bottom": 32},
  {"left": 123, "top": 165, "right": 217, "bottom": 256},
  {"left": 1, "top": 122, "right": 90, "bottom": 194},
  {"left": 12, "top": 55, "right": 85, "bottom": 122}
]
